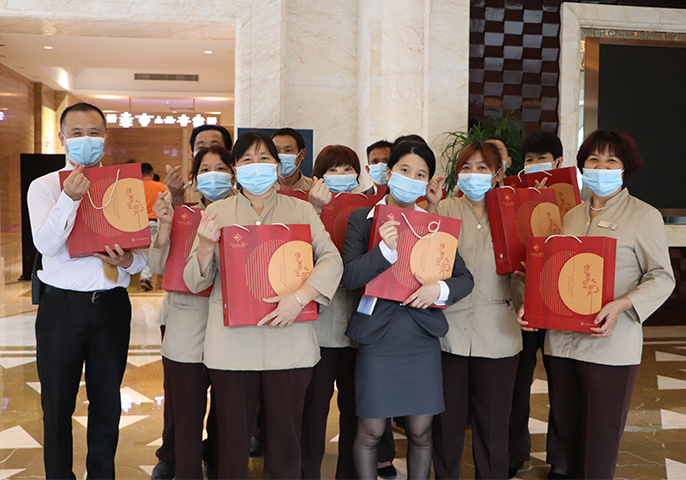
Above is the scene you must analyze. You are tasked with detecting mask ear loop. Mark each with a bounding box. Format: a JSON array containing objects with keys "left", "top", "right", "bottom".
[
  {"left": 401, "top": 212, "right": 440, "bottom": 240},
  {"left": 545, "top": 234, "right": 582, "bottom": 244},
  {"left": 86, "top": 169, "right": 121, "bottom": 210}
]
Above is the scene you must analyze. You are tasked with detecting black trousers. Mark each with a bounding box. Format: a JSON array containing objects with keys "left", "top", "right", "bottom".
[
  {"left": 210, "top": 367, "right": 313, "bottom": 479},
  {"left": 508, "top": 330, "right": 566, "bottom": 469},
  {"left": 547, "top": 356, "right": 638, "bottom": 480},
  {"left": 36, "top": 286, "right": 131, "bottom": 480},
  {"left": 433, "top": 353, "right": 519, "bottom": 480}
]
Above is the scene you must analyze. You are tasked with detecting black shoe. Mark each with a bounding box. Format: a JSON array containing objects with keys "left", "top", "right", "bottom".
[
  {"left": 377, "top": 464, "right": 397, "bottom": 480},
  {"left": 151, "top": 460, "right": 175, "bottom": 480},
  {"left": 249, "top": 436, "right": 265, "bottom": 457},
  {"left": 547, "top": 467, "right": 569, "bottom": 479},
  {"left": 508, "top": 461, "right": 524, "bottom": 479}
]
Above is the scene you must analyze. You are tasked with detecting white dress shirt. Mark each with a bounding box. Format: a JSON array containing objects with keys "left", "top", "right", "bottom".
[
  {"left": 366, "top": 196, "right": 449, "bottom": 305},
  {"left": 27, "top": 163, "right": 148, "bottom": 292}
]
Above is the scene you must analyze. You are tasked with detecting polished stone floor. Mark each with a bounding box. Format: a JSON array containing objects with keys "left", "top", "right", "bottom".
[{"left": 1, "top": 279, "right": 685, "bottom": 479}]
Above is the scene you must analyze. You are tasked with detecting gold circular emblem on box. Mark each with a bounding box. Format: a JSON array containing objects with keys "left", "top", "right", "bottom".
[
  {"left": 550, "top": 183, "right": 575, "bottom": 219},
  {"left": 557, "top": 253, "right": 604, "bottom": 315},
  {"left": 268, "top": 240, "right": 313, "bottom": 295},
  {"left": 530, "top": 202, "right": 562, "bottom": 236},
  {"left": 409, "top": 232, "right": 458, "bottom": 283},
  {"left": 101, "top": 178, "right": 147, "bottom": 232}
]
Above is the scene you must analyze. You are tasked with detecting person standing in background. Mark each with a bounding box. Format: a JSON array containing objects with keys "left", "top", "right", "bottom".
[
  {"left": 365, "top": 140, "right": 392, "bottom": 195},
  {"left": 27, "top": 102, "right": 148, "bottom": 479},
  {"left": 140, "top": 162, "right": 167, "bottom": 291},
  {"left": 272, "top": 127, "right": 314, "bottom": 191},
  {"left": 508, "top": 131, "right": 567, "bottom": 479}
]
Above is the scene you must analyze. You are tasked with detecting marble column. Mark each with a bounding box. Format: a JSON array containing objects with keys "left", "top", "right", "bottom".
[
  {"left": 356, "top": 0, "right": 470, "bottom": 176},
  {"left": 234, "top": 0, "right": 359, "bottom": 154}
]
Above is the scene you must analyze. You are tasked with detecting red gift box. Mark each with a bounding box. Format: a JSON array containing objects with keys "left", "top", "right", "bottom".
[
  {"left": 363, "top": 204, "right": 461, "bottom": 308},
  {"left": 487, "top": 186, "right": 563, "bottom": 275},
  {"left": 59, "top": 163, "right": 151, "bottom": 257},
  {"left": 218, "top": 223, "right": 318, "bottom": 326},
  {"left": 320, "top": 193, "right": 384, "bottom": 252},
  {"left": 504, "top": 167, "right": 581, "bottom": 219},
  {"left": 277, "top": 189, "right": 310, "bottom": 201},
  {"left": 524, "top": 235, "right": 617, "bottom": 333},
  {"left": 161, "top": 205, "right": 212, "bottom": 296}
]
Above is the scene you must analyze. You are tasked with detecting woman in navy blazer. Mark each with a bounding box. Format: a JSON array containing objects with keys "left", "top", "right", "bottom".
[{"left": 342, "top": 143, "right": 474, "bottom": 480}]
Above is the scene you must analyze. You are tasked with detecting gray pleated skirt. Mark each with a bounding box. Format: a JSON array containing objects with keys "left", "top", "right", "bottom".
[{"left": 354, "top": 310, "right": 444, "bottom": 418}]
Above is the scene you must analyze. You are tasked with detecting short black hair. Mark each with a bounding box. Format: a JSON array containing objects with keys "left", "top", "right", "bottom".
[
  {"left": 522, "top": 131, "right": 563, "bottom": 159},
  {"left": 387, "top": 142, "right": 436, "bottom": 179},
  {"left": 60, "top": 102, "right": 106, "bottom": 132},
  {"left": 366, "top": 140, "right": 393, "bottom": 158},
  {"left": 189, "top": 125, "right": 233, "bottom": 151},
  {"left": 232, "top": 131, "right": 280, "bottom": 165},
  {"left": 153, "top": 173, "right": 160, "bottom": 182},
  {"left": 392, "top": 134, "right": 428, "bottom": 149},
  {"left": 191, "top": 145, "right": 234, "bottom": 179},
  {"left": 141, "top": 163, "right": 154, "bottom": 177},
  {"left": 272, "top": 128, "right": 306, "bottom": 152}
]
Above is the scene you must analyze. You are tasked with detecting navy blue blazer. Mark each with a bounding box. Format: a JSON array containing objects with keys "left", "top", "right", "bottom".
[{"left": 342, "top": 206, "right": 474, "bottom": 345}]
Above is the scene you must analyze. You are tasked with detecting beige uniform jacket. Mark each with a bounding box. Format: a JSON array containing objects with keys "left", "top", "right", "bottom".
[
  {"left": 183, "top": 189, "right": 343, "bottom": 371},
  {"left": 545, "top": 188, "right": 675, "bottom": 366},
  {"left": 275, "top": 173, "right": 314, "bottom": 191},
  {"left": 436, "top": 196, "right": 523, "bottom": 358},
  {"left": 313, "top": 285, "right": 357, "bottom": 348},
  {"left": 148, "top": 202, "right": 210, "bottom": 364}
]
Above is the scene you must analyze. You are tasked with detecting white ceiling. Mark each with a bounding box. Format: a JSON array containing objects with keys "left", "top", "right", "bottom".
[{"left": 0, "top": 31, "right": 235, "bottom": 121}]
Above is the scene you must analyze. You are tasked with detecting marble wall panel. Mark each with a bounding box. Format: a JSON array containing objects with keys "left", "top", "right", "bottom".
[{"left": 0, "top": 64, "right": 35, "bottom": 283}]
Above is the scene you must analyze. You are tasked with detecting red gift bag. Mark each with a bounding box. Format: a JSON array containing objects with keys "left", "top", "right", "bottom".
[
  {"left": 320, "top": 193, "right": 384, "bottom": 252},
  {"left": 363, "top": 204, "right": 461, "bottom": 308},
  {"left": 524, "top": 235, "right": 616, "bottom": 333},
  {"left": 161, "top": 205, "right": 212, "bottom": 296},
  {"left": 218, "top": 223, "right": 318, "bottom": 326},
  {"left": 504, "top": 166, "right": 581, "bottom": 219},
  {"left": 277, "top": 189, "right": 310, "bottom": 201},
  {"left": 59, "top": 163, "right": 151, "bottom": 257},
  {"left": 487, "top": 186, "right": 562, "bottom": 275}
]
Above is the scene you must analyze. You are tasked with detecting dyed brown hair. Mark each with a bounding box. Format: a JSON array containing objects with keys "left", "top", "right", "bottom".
[
  {"left": 312, "top": 145, "right": 361, "bottom": 179},
  {"left": 577, "top": 130, "right": 642, "bottom": 180},
  {"left": 454, "top": 141, "right": 502, "bottom": 174}
]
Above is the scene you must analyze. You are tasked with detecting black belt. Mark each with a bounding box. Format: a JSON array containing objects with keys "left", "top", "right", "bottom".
[{"left": 43, "top": 285, "right": 127, "bottom": 304}]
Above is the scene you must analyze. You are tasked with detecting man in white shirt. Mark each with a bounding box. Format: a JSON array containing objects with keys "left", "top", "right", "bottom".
[{"left": 27, "top": 102, "right": 147, "bottom": 480}]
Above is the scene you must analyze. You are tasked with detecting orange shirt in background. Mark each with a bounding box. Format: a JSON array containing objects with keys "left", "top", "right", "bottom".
[{"left": 143, "top": 178, "right": 168, "bottom": 220}]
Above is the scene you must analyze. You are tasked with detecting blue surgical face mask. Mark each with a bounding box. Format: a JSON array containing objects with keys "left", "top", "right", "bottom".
[
  {"left": 457, "top": 173, "right": 494, "bottom": 201},
  {"left": 324, "top": 174, "right": 359, "bottom": 193},
  {"left": 196, "top": 171, "right": 233, "bottom": 202},
  {"left": 387, "top": 172, "right": 428, "bottom": 205},
  {"left": 369, "top": 163, "right": 388, "bottom": 185},
  {"left": 236, "top": 163, "right": 278, "bottom": 195},
  {"left": 524, "top": 162, "right": 553, "bottom": 173},
  {"left": 277, "top": 153, "right": 299, "bottom": 178},
  {"left": 65, "top": 136, "right": 105, "bottom": 166},
  {"left": 582, "top": 168, "right": 624, "bottom": 197}
]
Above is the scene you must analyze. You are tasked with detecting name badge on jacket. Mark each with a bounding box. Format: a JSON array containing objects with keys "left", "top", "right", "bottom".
[{"left": 598, "top": 220, "right": 618, "bottom": 231}]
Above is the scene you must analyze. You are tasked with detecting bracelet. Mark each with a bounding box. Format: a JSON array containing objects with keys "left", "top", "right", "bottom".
[{"left": 293, "top": 292, "right": 305, "bottom": 309}]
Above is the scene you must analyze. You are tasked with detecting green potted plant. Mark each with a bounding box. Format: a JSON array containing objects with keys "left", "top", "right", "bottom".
[{"left": 441, "top": 111, "right": 527, "bottom": 195}]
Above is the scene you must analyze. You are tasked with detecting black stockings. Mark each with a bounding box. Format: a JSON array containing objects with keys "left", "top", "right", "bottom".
[{"left": 354, "top": 415, "right": 433, "bottom": 480}]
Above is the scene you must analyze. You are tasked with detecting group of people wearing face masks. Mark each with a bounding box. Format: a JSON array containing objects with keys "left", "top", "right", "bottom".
[{"left": 147, "top": 124, "right": 673, "bottom": 480}]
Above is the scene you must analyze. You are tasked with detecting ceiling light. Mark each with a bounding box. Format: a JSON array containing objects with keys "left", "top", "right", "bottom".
[
  {"left": 204, "top": 50, "right": 213, "bottom": 54},
  {"left": 197, "top": 96, "right": 233, "bottom": 101},
  {"left": 206, "top": 112, "right": 222, "bottom": 115},
  {"left": 44, "top": 46, "right": 53, "bottom": 50},
  {"left": 94, "top": 94, "right": 125, "bottom": 99}
]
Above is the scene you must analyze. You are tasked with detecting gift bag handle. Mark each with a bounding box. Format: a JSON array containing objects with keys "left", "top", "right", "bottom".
[
  {"left": 527, "top": 187, "right": 542, "bottom": 194},
  {"left": 401, "top": 212, "right": 440, "bottom": 240},
  {"left": 334, "top": 192, "right": 368, "bottom": 199},
  {"left": 500, "top": 185, "right": 516, "bottom": 192},
  {"left": 229, "top": 223, "right": 291, "bottom": 231},
  {"left": 86, "top": 169, "right": 121, "bottom": 210},
  {"left": 517, "top": 168, "right": 553, "bottom": 182},
  {"left": 182, "top": 205, "right": 196, "bottom": 212},
  {"left": 545, "top": 234, "right": 582, "bottom": 244}
]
